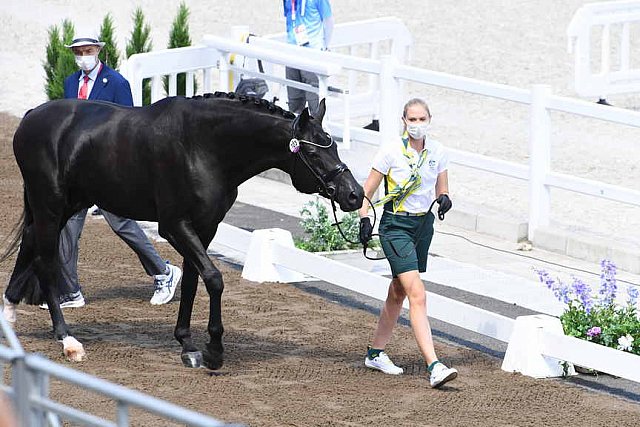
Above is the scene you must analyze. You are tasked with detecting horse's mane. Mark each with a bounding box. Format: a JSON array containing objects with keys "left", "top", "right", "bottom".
[{"left": 190, "top": 92, "right": 296, "bottom": 120}]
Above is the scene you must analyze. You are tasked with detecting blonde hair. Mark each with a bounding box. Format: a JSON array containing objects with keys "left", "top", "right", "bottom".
[{"left": 402, "top": 98, "right": 431, "bottom": 118}]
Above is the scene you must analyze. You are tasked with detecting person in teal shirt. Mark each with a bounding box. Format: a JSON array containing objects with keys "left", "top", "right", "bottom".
[{"left": 283, "top": 0, "right": 334, "bottom": 115}]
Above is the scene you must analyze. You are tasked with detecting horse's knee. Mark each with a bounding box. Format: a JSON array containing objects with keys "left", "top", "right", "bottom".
[{"left": 202, "top": 269, "right": 224, "bottom": 294}]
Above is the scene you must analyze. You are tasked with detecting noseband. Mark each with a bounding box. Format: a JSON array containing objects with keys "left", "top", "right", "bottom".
[{"left": 289, "top": 116, "right": 349, "bottom": 198}]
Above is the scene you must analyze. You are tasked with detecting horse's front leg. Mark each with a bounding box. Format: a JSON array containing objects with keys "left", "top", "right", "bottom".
[
  {"left": 160, "top": 219, "right": 223, "bottom": 369},
  {"left": 201, "top": 265, "right": 224, "bottom": 370},
  {"left": 174, "top": 260, "right": 202, "bottom": 367}
]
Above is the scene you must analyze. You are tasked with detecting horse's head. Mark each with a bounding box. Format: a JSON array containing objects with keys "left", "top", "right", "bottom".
[{"left": 289, "top": 100, "right": 364, "bottom": 212}]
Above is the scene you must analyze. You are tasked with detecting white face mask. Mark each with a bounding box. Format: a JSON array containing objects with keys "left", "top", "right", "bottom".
[
  {"left": 75, "top": 55, "right": 98, "bottom": 72},
  {"left": 406, "top": 122, "right": 430, "bottom": 140}
]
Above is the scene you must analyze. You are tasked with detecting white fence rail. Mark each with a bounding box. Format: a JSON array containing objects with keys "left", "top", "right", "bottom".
[
  {"left": 122, "top": 18, "right": 640, "bottom": 245},
  {"left": 0, "top": 308, "right": 238, "bottom": 426},
  {"left": 211, "top": 223, "right": 640, "bottom": 383},
  {"left": 567, "top": 0, "right": 640, "bottom": 99}
]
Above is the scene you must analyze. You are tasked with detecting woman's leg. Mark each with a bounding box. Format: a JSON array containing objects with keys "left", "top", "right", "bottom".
[
  {"left": 371, "top": 278, "right": 405, "bottom": 349},
  {"left": 395, "top": 270, "right": 438, "bottom": 365}
]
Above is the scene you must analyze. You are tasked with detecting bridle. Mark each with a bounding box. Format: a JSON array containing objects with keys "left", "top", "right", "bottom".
[{"left": 289, "top": 115, "right": 350, "bottom": 198}]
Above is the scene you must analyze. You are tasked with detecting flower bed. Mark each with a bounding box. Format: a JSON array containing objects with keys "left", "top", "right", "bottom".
[{"left": 535, "top": 260, "right": 639, "bottom": 356}]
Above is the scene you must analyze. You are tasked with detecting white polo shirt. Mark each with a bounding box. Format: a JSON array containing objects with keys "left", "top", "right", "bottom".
[{"left": 372, "top": 136, "right": 449, "bottom": 214}]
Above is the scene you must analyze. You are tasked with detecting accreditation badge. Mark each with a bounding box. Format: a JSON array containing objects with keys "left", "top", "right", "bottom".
[{"left": 293, "top": 24, "right": 310, "bottom": 46}]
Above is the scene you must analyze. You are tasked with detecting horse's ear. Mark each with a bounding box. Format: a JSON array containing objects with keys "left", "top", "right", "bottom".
[
  {"left": 316, "top": 98, "right": 326, "bottom": 121},
  {"left": 299, "top": 107, "right": 310, "bottom": 127}
]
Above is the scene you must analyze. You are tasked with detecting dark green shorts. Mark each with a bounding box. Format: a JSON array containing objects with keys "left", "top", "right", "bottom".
[{"left": 378, "top": 211, "right": 435, "bottom": 277}]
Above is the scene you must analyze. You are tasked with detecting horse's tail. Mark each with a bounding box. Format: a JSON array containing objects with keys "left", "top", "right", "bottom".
[
  {"left": 0, "top": 187, "right": 29, "bottom": 264},
  {"left": 1, "top": 188, "right": 47, "bottom": 305}
]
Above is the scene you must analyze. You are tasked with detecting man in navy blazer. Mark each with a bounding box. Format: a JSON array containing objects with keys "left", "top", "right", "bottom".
[{"left": 48, "top": 34, "right": 182, "bottom": 310}]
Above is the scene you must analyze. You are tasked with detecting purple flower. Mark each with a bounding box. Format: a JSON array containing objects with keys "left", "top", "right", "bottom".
[
  {"left": 535, "top": 268, "right": 571, "bottom": 305},
  {"left": 571, "top": 276, "right": 593, "bottom": 313},
  {"left": 627, "top": 287, "right": 639, "bottom": 307},
  {"left": 587, "top": 326, "right": 601, "bottom": 337},
  {"left": 598, "top": 259, "right": 618, "bottom": 306}
]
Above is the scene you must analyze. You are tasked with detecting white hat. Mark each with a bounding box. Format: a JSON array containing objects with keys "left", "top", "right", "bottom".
[{"left": 65, "top": 34, "right": 105, "bottom": 49}]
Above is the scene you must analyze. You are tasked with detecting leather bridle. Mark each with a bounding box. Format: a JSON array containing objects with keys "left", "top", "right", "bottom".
[{"left": 289, "top": 115, "right": 350, "bottom": 198}]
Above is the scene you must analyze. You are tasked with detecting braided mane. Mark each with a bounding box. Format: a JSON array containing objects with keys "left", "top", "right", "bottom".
[{"left": 190, "top": 92, "right": 296, "bottom": 119}]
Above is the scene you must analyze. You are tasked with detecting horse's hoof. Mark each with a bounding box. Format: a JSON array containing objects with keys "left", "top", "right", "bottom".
[
  {"left": 181, "top": 351, "right": 202, "bottom": 368},
  {"left": 202, "top": 350, "right": 224, "bottom": 370},
  {"left": 62, "top": 336, "right": 85, "bottom": 362},
  {"left": 2, "top": 296, "right": 17, "bottom": 324}
]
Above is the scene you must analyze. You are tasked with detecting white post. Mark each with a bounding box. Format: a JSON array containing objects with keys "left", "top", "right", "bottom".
[
  {"left": 379, "top": 55, "right": 400, "bottom": 147},
  {"left": 230, "top": 25, "right": 250, "bottom": 91},
  {"left": 218, "top": 52, "right": 231, "bottom": 92},
  {"left": 528, "top": 84, "right": 551, "bottom": 241},
  {"left": 342, "top": 88, "right": 351, "bottom": 150}
]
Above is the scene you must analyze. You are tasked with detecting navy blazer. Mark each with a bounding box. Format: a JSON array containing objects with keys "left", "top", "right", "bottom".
[{"left": 63, "top": 63, "right": 134, "bottom": 107}]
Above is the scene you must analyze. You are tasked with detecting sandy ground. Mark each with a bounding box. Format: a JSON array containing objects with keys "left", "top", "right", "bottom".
[
  {"left": 1, "top": 111, "right": 640, "bottom": 426},
  {"left": 1, "top": 0, "right": 639, "bottom": 252}
]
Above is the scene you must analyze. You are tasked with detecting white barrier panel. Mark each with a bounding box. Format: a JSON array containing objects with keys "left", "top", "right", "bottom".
[
  {"left": 502, "top": 315, "right": 576, "bottom": 378},
  {"left": 238, "top": 228, "right": 515, "bottom": 343},
  {"left": 540, "top": 329, "right": 640, "bottom": 383},
  {"left": 567, "top": 1, "right": 640, "bottom": 98},
  {"left": 241, "top": 229, "right": 305, "bottom": 283}
]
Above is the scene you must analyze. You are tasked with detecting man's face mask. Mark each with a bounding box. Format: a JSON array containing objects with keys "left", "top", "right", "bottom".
[{"left": 75, "top": 55, "right": 98, "bottom": 72}]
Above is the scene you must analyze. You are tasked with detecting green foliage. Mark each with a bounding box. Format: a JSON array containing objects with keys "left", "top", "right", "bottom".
[
  {"left": 99, "top": 13, "right": 120, "bottom": 70},
  {"left": 126, "top": 7, "right": 153, "bottom": 105},
  {"left": 535, "top": 260, "right": 640, "bottom": 356},
  {"left": 44, "top": 20, "right": 76, "bottom": 100},
  {"left": 294, "top": 198, "right": 363, "bottom": 252},
  {"left": 164, "top": 2, "right": 195, "bottom": 96}
]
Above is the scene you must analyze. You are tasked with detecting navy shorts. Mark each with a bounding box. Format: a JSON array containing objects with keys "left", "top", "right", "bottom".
[{"left": 378, "top": 211, "right": 435, "bottom": 277}]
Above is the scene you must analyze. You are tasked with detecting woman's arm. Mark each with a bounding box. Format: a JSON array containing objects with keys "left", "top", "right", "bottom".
[
  {"left": 435, "top": 170, "right": 449, "bottom": 197},
  {"left": 359, "top": 168, "right": 384, "bottom": 218}
]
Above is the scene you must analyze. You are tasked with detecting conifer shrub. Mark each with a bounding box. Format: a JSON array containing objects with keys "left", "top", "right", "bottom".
[
  {"left": 126, "top": 7, "right": 153, "bottom": 105},
  {"left": 44, "top": 20, "right": 76, "bottom": 100},
  {"left": 164, "top": 2, "right": 195, "bottom": 96},
  {"left": 99, "top": 13, "right": 120, "bottom": 70}
]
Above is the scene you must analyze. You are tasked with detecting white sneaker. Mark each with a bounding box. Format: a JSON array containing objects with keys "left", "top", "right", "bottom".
[
  {"left": 365, "top": 351, "right": 404, "bottom": 375},
  {"left": 39, "top": 291, "right": 85, "bottom": 310},
  {"left": 429, "top": 362, "right": 458, "bottom": 388},
  {"left": 150, "top": 263, "right": 182, "bottom": 305}
]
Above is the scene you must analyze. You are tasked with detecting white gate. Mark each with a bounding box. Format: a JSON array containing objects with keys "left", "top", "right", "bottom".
[{"left": 567, "top": 0, "right": 640, "bottom": 99}]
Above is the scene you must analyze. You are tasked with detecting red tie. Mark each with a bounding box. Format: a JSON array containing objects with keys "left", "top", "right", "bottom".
[{"left": 78, "top": 75, "right": 89, "bottom": 100}]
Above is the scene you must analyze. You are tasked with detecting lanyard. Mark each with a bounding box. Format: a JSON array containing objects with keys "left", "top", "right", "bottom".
[{"left": 291, "top": 0, "right": 306, "bottom": 21}]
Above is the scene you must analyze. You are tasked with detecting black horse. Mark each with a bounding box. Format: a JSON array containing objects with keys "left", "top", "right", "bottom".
[{"left": 1, "top": 93, "right": 363, "bottom": 368}]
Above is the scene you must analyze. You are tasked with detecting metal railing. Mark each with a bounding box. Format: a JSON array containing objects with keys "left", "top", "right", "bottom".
[{"left": 0, "top": 311, "right": 240, "bottom": 427}]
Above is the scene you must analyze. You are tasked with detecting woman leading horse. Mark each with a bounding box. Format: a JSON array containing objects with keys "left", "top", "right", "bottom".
[{"left": 2, "top": 93, "right": 363, "bottom": 368}]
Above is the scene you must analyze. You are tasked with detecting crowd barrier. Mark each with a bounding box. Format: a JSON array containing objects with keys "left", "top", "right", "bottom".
[{"left": 0, "top": 303, "right": 239, "bottom": 426}]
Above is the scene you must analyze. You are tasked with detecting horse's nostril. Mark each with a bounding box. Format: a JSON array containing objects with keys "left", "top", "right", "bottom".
[{"left": 348, "top": 190, "right": 361, "bottom": 205}]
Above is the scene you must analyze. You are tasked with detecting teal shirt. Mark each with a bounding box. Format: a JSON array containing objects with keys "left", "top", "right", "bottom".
[{"left": 284, "top": 0, "right": 332, "bottom": 50}]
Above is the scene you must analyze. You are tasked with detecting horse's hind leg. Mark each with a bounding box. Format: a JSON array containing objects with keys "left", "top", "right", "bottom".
[
  {"left": 3, "top": 226, "right": 35, "bottom": 323},
  {"left": 31, "top": 213, "right": 85, "bottom": 361}
]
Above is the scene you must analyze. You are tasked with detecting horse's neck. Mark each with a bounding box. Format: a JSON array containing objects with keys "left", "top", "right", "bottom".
[{"left": 217, "top": 114, "right": 293, "bottom": 187}]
